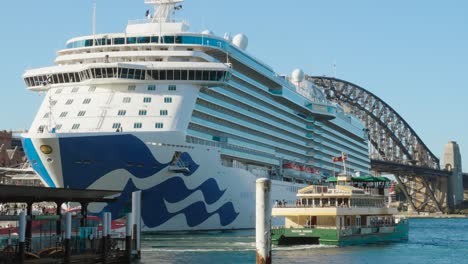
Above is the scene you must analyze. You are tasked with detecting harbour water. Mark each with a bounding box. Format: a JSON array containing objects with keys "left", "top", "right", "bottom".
[{"left": 140, "top": 218, "right": 468, "bottom": 263}]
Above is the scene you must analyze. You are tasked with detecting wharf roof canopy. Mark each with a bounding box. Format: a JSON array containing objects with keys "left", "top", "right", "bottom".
[{"left": 0, "top": 185, "right": 119, "bottom": 203}]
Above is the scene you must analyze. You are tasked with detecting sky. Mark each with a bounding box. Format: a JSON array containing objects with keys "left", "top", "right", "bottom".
[{"left": 1, "top": 0, "right": 467, "bottom": 169}]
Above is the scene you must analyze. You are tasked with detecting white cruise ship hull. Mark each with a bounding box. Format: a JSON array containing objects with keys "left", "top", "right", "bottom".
[{"left": 23, "top": 132, "right": 301, "bottom": 231}]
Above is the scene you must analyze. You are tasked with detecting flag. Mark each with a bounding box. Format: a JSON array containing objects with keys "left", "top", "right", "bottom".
[{"left": 332, "top": 153, "right": 347, "bottom": 162}]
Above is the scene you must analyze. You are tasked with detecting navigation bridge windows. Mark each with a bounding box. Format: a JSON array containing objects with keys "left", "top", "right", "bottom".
[{"left": 24, "top": 67, "right": 231, "bottom": 88}]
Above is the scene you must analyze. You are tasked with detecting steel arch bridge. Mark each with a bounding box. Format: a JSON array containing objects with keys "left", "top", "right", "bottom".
[{"left": 310, "top": 76, "right": 451, "bottom": 212}]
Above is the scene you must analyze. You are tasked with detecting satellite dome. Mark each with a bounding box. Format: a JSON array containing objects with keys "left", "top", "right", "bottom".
[
  {"left": 202, "top": 30, "right": 213, "bottom": 35},
  {"left": 233, "top": 34, "right": 248, "bottom": 50},
  {"left": 291, "top": 69, "right": 305, "bottom": 83}
]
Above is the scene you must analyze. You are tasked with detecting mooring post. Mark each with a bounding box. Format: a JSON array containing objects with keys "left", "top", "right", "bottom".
[
  {"left": 132, "top": 191, "right": 142, "bottom": 259},
  {"left": 18, "top": 211, "right": 26, "bottom": 264},
  {"left": 102, "top": 212, "right": 108, "bottom": 263},
  {"left": 125, "top": 213, "right": 133, "bottom": 263},
  {"left": 64, "top": 212, "right": 72, "bottom": 264},
  {"left": 256, "top": 178, "right": 272, "bottom": 264}
]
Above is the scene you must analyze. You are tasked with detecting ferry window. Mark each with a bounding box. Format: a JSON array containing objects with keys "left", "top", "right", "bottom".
[
  {"left": 127, "top": 37, "right": 137, "bottom": 44},
  {"left": 77, "top": 111, "right": 86, "bottom": 117},
  {"left": 150, "top": 70, "right": 159, "bottom": 80},
  {"left": 138, "top": 110, "right": 147, "bottom": 116},
  {"left": 50, "top": 100, "right": 58, "bottom": 106},
  {"left": 150, "top": 36, "right": 160, "bottom": 43},
  {"left": 143, "top": 97, "right": 152, "bottom": 103},
  {"left": 114, "top": 38, "right": 125, "bottom": 45},
  {"left": 72, "top": 124, "right": 80, "bottom": 130},
  {"left": 83, "top": 98, "right": 91, "bottom": 104},
  {"left": 174, "top": 70, "right": 181, "bottom": 80},
  {"left": 88, "top": 86, "right": 96, "bottom": 92},
  {"left": 155, "top": 123, "right": 164, "bottom": 129},
  {"left": 175, "top": 36, "right": 182, "bottom": 44},
  {"left": 60, "top": 112, "right": 68, "bottom": 118},
  {"left": 134, "top": 122, "right": 142, "bottom": 129},
  {"left": 210, "top": 71, "right": 218, "bottom": 81},
  {"left": 37, "top": 125, "right": 45, "bottom": 133},
  {"left": 118, "top": 110, "right": 127, "bottom": 116},
  {"left": 95, "top": 68, "right": 103, "bottom": 78},
  {"left": 134, "top": 69, "right": 143, "bottom": 80},
  {"left": 217, "top": 71, "right": 225, "bottom": 81},
  {"left": 167, "top": 70, "right": 174, "bottom": 81},
  {"left": 138, "top": 37, "right": 150, "bottom": 44},
  {"left": 71, "top": 87, "right": 79, "bottom": 93},
  {"left": 63, "top": 74, "right": 70, "bottom": 83},
  {"left": 160, "top": 110, "right": 168, "bottom": 116},
  {"left": 148, "top": 85, "right": 156, "bottom": 91},
  {"left": 43, "top": 113, "right": 50, "bottom": 118},
  {"left": 52, "top": 75, "right": 59, "bottom": 84},
  {"left": 84, "top": 39, "right": 93, "bottom": 47},
  {"left": 128, "top": 85, "right": 136, "bottom": 91},
  {"left": 163, "top": 36, "right": 175, "bottom": 44},
  {"left": 55, "top": 124, "right": 62, "bottom": 130},
  {"left": 58, "top": 74, "right": 64, "bottom": 83},
  {"left": 55, "top": 89, "right": 62, "bottom": 94},
  {"left": 65, "top": 99, "right": 74, "bottom": 105},
  {"left": 164, "top": 97, "right": 172, "bottom": 103},
  {"left": 123, "top": 97, "right": 131, "bottom": 103},
  {"left": 189, "top": 71, "right": 195, "bottom": 80},
  {"left": 168, "top": 85, "right": 177, "bottom": 91},
  {"left": 112, "top": 123, "right": 121, "bottom": 129}
]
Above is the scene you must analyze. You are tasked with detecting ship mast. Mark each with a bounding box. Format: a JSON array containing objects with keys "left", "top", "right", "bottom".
[{"left": 144, "top": 0, "right": 184, "bottom": 23}]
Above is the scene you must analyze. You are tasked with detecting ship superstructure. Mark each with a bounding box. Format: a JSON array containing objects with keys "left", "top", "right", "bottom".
[{"left": 22, "top": 0, "right": 370, "bottom": 231}]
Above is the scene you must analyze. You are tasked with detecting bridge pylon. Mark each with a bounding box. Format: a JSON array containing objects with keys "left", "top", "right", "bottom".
[{"left": 443, "top": 141, "right": 464, "bottom": 211}]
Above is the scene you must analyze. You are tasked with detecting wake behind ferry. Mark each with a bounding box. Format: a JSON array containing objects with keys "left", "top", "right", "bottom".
[{"left": 21, "top": 0, "right": 370, "bottom": 232}]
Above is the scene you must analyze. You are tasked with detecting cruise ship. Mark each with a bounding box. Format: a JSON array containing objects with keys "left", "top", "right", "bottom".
[{"left": 21, "top": 0, "right": 370, "bottom": 231}]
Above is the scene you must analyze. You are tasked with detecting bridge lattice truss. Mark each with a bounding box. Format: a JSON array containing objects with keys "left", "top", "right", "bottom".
[
  {"left": 310, "top": 77, "right": 439, "bottom": 169},
  {"left": 310, "top": 76, "right": 446, "bottom": 212}
]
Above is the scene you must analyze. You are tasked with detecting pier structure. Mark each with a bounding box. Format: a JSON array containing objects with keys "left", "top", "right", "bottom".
[
  {"left": 311, "top": 76, "right": 464, "bottom": 213},
  {"left": 0, "top": 185, "right": 143, "bottom": 263}
]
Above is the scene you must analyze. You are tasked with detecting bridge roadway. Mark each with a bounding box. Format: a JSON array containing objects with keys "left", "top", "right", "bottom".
[{"left": 311, "top": 76, "right": 462, "bottom": 213}]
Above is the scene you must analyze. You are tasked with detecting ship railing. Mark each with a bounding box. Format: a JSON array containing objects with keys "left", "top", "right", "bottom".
[{"left": 186, "top": 136, "right": 277, "bottom": 158}]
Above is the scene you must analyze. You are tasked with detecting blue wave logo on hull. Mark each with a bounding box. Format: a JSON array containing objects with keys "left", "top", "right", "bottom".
[
  {"left": 59, "top": 134, "right": 238, "bottom": 227},
  {"left": 103, "top": 178, "right": 239, "bottom": 228}
]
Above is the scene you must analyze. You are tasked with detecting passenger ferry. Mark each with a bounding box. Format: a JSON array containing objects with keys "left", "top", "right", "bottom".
[
  {"left": 21, "top": 0, "right": 371, "bottom": 232},
  {"left": 271, "top": 175, "right": 408, "bottom": 246}
]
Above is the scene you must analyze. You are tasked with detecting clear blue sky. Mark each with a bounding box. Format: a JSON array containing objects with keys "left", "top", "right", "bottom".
[{"left": 1, "top": 0, "right": 467, "bottom": 169}]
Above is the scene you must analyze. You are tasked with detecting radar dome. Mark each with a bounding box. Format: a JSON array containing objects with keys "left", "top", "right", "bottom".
[
  {"left": 233, "top": 34, "right": 248, "bottom": 50},
  {"left": 202, "top": 30, "right": 213, "bottom": 35},
  {"left": 291, "top": 69, "right": 305, "bottom": 83}
]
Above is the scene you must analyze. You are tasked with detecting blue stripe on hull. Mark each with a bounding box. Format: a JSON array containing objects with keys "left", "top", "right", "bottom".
[{"left": 22, "top": 138, "right": 56, "bottom": 187}]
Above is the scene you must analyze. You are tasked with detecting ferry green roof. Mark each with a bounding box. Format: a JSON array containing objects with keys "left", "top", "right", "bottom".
[{"left": 325, "top": 176, "right": 391, "bottom": 182}]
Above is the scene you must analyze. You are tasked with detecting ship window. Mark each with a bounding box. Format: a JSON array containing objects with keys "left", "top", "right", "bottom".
[
  {"left": 128, "top": 85, "right": 136, "bottom": 91},
  {"left": 83, "top": 98, "right": 92, "bottom": 104},
  {"left": 202, "top": 71, "right": 209, "bottom": 81},
  {"left": 189, "top": 71, "right": 195, "bottom": 80},
  {"left": 55, "top": 88, "right": 62, "bottom": 94},
  {"left": 195, "top": 71, "right": 202, "bottom": 80},
  {"left": 168, "top": 85, "right": 177, "bottom": 91},
  {"left": 121, "top": 68, "right": 128, "bottom": 78},
  {"left": 134, "top": 122, "right": 142, "bottom": 129},
  {"left": 150, "top": 36, "right": 160, "bottom": 43},
  {"left": 138, "top": 37, "right": 150, "bottom": 43},
  {"left": 143, "top": 97, "right": 152, "bottom": 103},
  {"left": 118, "top": 110, "right": 127, "bottom": 116},
  {"left": 114, "top": 38, "right": 125, "bottom": 45},
  {"left": 55, "top": 124, "right": 62, "bottom": 130},
  {"left": 71, "top": 87, "right": 79, "bottom": 93},
  {"left": 88, "top": 86, "right": 96, "bottom": 92},
  {"left": 128, "top": 69, "right": 135, "bottom": 79},
  {"left": 77, "top": 111, "right": 86, "bottom": 117},
  {"left": 174, "top": 70, "right": 181, "bottom": 80},
  {"left": 50, "top": 100, "right": 57, "bottom": 106},
  {"left": 65, "top": 99, "right": 74, "bottom": 105},
  {"left": 58, "top": 74, "right": 64, "bottom": 83},
  {"left": 123, "top": 97, "right": 131, "bottom": 103},
  {"left": 138, "top": 110, "right": 147, "bottom": 116},
  {"left": 127, "top": 37, "right": 137, "bottom": 44},
  {"left": 167, "top": 70, "right": 174, "bottom": 80},
  {"left": 37, "top": 125, "right": 45, "bottom": 133},
  {"left": 60, "top": 112, "right": 68, "bottom": 118},
  {"left": 147, "top": 85, "right": 156, "bottom": 91},
  {"left": 160, "top": 70, "right": 167, "bottom": 80},
  {"left": 160, "top": 110, "right": 168, "bottom": 116},
  {"left": 72, "top": 124, "right": 80, "bottom": 130},
  {"left": 155, "top": 122, "right": 164, "bottom": 129},
  {"left": 164, "top": 97, "right": 172, "bottom": 103},
  {"left": 63, "top": 73, "right": 70, "bottom": 83},
  {"left": 112, "top": 123, "right": 121, "bottom": 129},
  {"left": 95, "top": 68, "right": 103, "bottom": 78}
]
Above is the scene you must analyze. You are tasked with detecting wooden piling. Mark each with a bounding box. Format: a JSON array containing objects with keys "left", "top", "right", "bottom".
[{"left": 256, "top": 178, "right": 272, "bottom": 264}]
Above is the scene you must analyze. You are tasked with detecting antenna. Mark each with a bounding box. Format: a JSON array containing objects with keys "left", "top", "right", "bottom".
[
  {"left": 92, "top": 1, "right": 97, "bottom": 37},
  {"left": 333, "top": 60, "right": 337, "bottom": 78}
]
